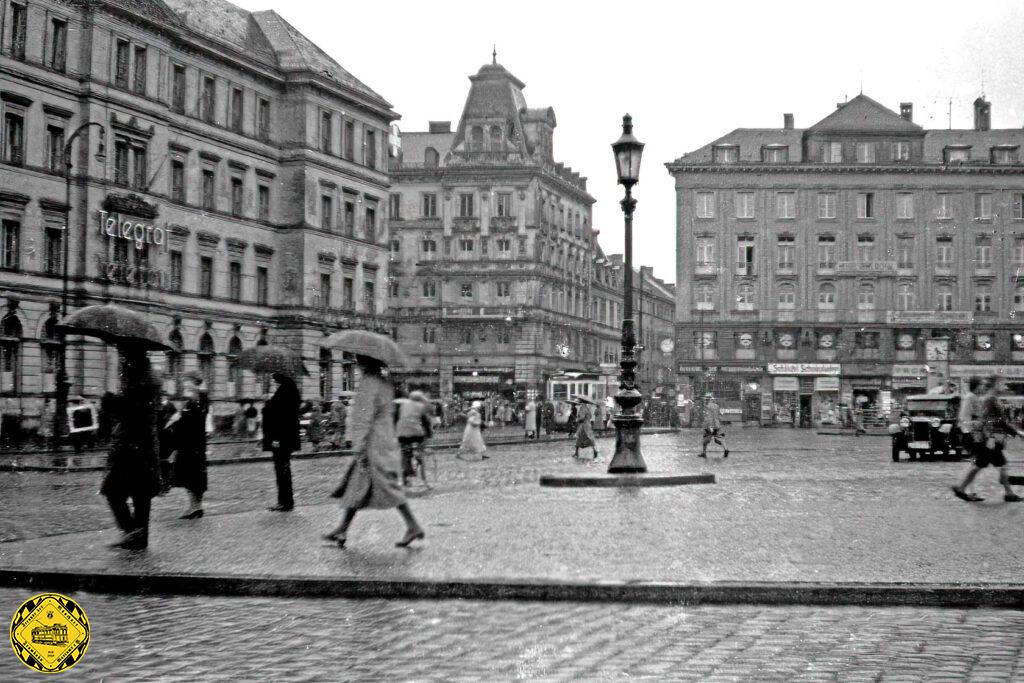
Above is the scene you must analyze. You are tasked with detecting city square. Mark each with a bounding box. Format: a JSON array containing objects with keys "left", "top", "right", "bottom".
[{"left": 3, "top": 0, "right": 1024, "bottom": 679}]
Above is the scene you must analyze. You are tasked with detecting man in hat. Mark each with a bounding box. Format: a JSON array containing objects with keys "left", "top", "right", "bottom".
[
  {"left": 699, "top": 393, "right": 728, "bottom": 458},
  {"left": 953, "top": 375, "right": 1023, "bottom": 503}
]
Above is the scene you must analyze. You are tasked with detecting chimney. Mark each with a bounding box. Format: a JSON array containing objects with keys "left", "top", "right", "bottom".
[
  {"left": 974, "top": 98, "right": 991, "bottom": 131},
  {"left": 900, "top": 102, "right": 913, "bottom": 122},
  {"left": 783, "top": 113, "right": 794, "bottom": 130},
  {"left": 428, "top": 121, "right": 451, "bottom": 134}
]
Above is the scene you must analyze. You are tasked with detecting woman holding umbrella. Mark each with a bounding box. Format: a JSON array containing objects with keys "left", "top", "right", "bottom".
[
  {"left": 170, "top": 374, "right": 209, "bottom": 519},
  {"left": 323, "top": 330, "right": 424, "bottom": 548},
  {"left": 573, "top": 396, "right": 599, "bottom": 460}
]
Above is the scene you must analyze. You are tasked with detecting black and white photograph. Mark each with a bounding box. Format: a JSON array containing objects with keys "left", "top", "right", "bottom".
[{"left": 1, "top": 0, "right": 1023, "bottom": 679}]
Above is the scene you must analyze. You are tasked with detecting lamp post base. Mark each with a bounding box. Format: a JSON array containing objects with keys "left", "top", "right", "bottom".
[{"left": 607, "top": 412, "right": 646, "bottom": 473}]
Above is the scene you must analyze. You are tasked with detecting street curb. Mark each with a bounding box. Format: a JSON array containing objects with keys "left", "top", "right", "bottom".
[{"left": 0, "top": 569, "right": 1021, "bottom": 608}]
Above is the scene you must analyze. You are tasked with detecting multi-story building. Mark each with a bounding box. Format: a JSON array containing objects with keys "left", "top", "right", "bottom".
[
  {"left": 0, "top": 0, "right": 396, "bottom": 439},
  {"left": 387, "top": 58, "right": 622, "bottom": 401},
  {"left": 668, "top": 94, "right": 1024, "bottom": 427}
]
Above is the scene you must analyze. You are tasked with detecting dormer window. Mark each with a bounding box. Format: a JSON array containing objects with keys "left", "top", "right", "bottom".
[
  {"left": 855, "top": 142, "right": 876, "bottom": 163},
  {"left": 712, "top": 145, "right": 738, "bottom": 163},
  {"left": 823, "top": 142, "right": 842, "bottom": 163},
  {"left": 892, "top": 141, "right": 910, "bottom": 162},
  {"left": 944, "top": 146, "right": 971, "bottom": 164},
  {"left": 470, "top": 126, "right": 484, "bottom": 152},
  {"left": 761, "top": 145, "right": 788, "bottom": 163},
  {"left": 991, "top": 145, "right": 1019, "bottom": 165}
]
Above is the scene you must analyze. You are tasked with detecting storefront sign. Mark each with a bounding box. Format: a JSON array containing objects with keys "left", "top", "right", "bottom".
[
  {"left": 767, "top": 363, "right": 840, "bottom": 376},
  {"left": 892, "top": 364, "right": 928, "bottom": 377},
  {"left": 721, "top": 408, "right": 743, "bottom": 415},
  {"left": 949, "top": 364, "right": 1024, "bottom": 379},
  {"left": 98, "top": 210, "right": 167, "bottom": 250},
  {"left": 718, "top": 365, "right": 764, "bottom": 374},
  {"left": 95, "top": 256, "right": 169, "bottom": 289},
  {"left": 814, "top": 377, "right": 840, "bottom": 392},
  {"left": 773, "top": 377, "right": 799, "bottom": 391},
  {"left": 835, "top": 261, "right": 897, "bottom": 275},
  {"left": 893, "top": 377, "right": 927, "bottom": 388},
  {"left": 677, "top": 365, "right": 708, "bottom": 374},
  {"left": 843, "top": 363, "right": 889, "bottom": 377},
  {"left": 887, "top": 311, "right": 973, "bottom": 324},
  {"left": 850, "top": 378, "right": 884, "bottom": 388}
]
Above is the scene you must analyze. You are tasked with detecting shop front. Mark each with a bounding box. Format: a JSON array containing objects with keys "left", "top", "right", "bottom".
[
  {"left": 842, "top": 363, "right": 893, "bottom": 420},
  {"left": 949, "top": 364, "right": 1024, "bottom": 394},
  {"left": 390, "top": 368, "right": 441, "bottom": 395},
  {"left": 767, "top": 363, "right": 841, "bottom": 427},
  {"left": 891, "top": 364, "right": 929, "bottom": 409},
  {"left": 677, "top": 364, "right": 762, "bottom": 425},
  {"left": 451, "top": 366, "right": 516, "bottom": 400}
]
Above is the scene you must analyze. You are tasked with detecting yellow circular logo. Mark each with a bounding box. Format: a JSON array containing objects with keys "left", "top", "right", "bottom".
[{"left": 10, "top": 593, "right": 90, "bottom": 674}]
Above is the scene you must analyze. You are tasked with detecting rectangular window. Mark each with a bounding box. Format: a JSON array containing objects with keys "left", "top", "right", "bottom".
[
  {"left": 114, "top": 141, "right": 129, "bottom": 186},
  {"left": 363, "top": 281, "right": 375, "bottom": 313},
  {"left": 132, "top": 146, "right": 147, "bottom": 189},
  {"left": 172, "top": 65, "right": 186, "bottom": 113},
  {"left": 199, "top": 256, "right": 213, "bottom": 297},
  {"left": 201, "top": 76, "right": 216, "bottom": 123},
  {"left": 777, "top": 235, "right": 795, "bottom": 269},
  {"left": 44, "top": 227, "right": 62, "bottom": 275},
  {"left": 975, "top": 239, "right": 992, "bottom": 269},
  {"left": 945, "top": 147, "right": 970, "bottom": 163},
  {"left": 936, "top": 193, "right": 954, "bottom": 219},
  {"left": 712, "top": 146, "right": 738, "bottom": 163},
  {"left": 229, "top": 261, "right": 242, "bottom": 301},
  {"left": 320, "top": 111, "right": 332, "bottom": 152},
  {"left": 855, "top": 142, "right": 876, "bottom": 163},
  {"left": 365, "top": 129, "right": 376, "bottom": 168},
  {"left": 10, "top": 3, "right": 26, "bottom": 60},
  {"left": 201, "top": 170, "right": 215, "bottom": 210},
  {"left": 856, "top": 193, "right": 875, "bottom": 219},
  {"left": 256, "top": 266, "right": 268, "bottom": 305},
  {"left": 320, "top": 195, "right": 333, "bottom": 229},
  {"left": 936, "top": 287, "right": 953, "bottom": 312},
  {"left": 896, "top": 238, "right": 914, "bottom": 268},
  {"left": 344, "top": 201, "right": 355, "bottom": 235},
  {"left": 459, "top": 238, "right": 474, "bottom": 253},
  {"left": 736, "top": 237, "right": 755, "bottom": 275},
  {"left": 696, "top": 192, "right": 715, "bottom": 218},
  {"left": 422, "top": 327, "right": 436, "bottom": 344},
  {"left": 776, "top": 192, "right": 795, "bottom": 219},
  {"left": 459, "top": 193, "right": 474, "bottom": 217},
  {"left": 824, "top": 141, "right": 842, "bottom": 163},
  {"left": 231, "top": 178, "right": 244, "bottom": 217},
  {"left": 319, "top": 273, "right": 332, "bottom": 309},
  {"left": 50, "top": 18, "right": 67, "bottom": 71},
  {"left": 171, "top": 160, "right": 185, "bottom": 202},
  {"left": 496, "top": 192, "right": 512, "bottom": 217},
  {"left": 46, "top": 125, "right": 65, "bottom": 173},
  {"left": 696, "top": 238, "right": 715, "bottom": 266},
  {"left": 343, "top": 120, "right": 354, "bottom": 159},
  {"left": 735, "top": 192, "right": 755, "bottom": 219},
  {"left": 992, "top": 147, "right": 1018, "bottom": 165},
  {"left": 496, "top": 238, "right": 511, "bottom": 253},
  {"left": 169, "top": 250, "right": 183, "bottom": 292},
  {"left": 896, "top": 193, "right": 914, "bottom": 219},
  {"left": 133, "top": 46, "right": 147, "bottom": 93},
  {"left": 856, "top": 235, "right": 875, "bottom": 262},
  {"left": 892, "top": 141, "right": 910, "bottom": 161},
  {"left": 1014, "top": 193, "right": 1024, "bottom": 220},
  {"left": 422, "top": 280, "right": 436, "bottom": 297},
  {"left": 975, "top": 287, "right": 992, "bottom": 312},
  {"left": 257, "top": 185, "right": 270, "bottom": 221},
  {"left": 817, "top": 235, "right": 836, "bottom": 269},
  {"left": 975, "top": 193, "right": 993, "bottom": 219},
  {"left": 230, "top": 87, "right": 243, "bottom": 132},
  {"left": 388, "top": 194, "right": 401, "bottom": 221},
  {"left": 365, "top": 207, "right": 376, "bottom": 242},
  {"left": 341, "top": 277, "right": 354, "bottom": 308},
  {"left": 257, "top": 98, "right": 270, "bottom": 140},
  {"left": 422, "top": 193, "right": 437, "bottom": 217},
  {"left": 421, "top": 240, "right": 437, "bottom": 258},
  {"left": 115, "top": 40, "right": 130, "bottom": 88},
  {"left": 3, "top": 112, "right": 24, "bottom": 166},
  {"left": 460, "top": 283, "right": 473, "bottom": 299},
  {"left": 1013, "top": 239, "right": 1024, "bottom": 265},
  {"left": 936, "top": 237, "right": 954, "bottom": 267},
  {"left": 496, "top": 282, "right": 511, "bottom": 298},
  {"left": 762, "top": 146, "right": 788, "bottom": 163}
]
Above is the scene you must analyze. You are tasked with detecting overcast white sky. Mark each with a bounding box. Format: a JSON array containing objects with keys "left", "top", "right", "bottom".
[{"left": 236, "top": 0, "right": 1024, "bottom": 284}]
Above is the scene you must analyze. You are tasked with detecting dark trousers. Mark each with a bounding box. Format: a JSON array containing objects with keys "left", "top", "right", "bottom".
[
  {"left": 106, "top": 493, "right": 151, "bottom": 537},
  {"left": 272, "top": 448, "right": 294, "bottom": 507}
]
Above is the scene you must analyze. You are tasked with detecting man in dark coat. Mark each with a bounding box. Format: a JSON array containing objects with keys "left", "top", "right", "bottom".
[
  {"left": 171, "top": 377, "right": 208, "bottom": 519},
  {"left": 102, "top": 349, "right": 161, "bottom": 550},
  {"left": 263, "top": 372, "right": 301, "bottom": 511},
  {"left": 157, "top": 393, "right": 178, "bottom": 494}
]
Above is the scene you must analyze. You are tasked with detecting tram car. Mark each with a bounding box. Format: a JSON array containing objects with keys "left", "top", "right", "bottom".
[
  {"left": 546, "top": 373, "right": 617, "bottom": 433},
  {"left": 31, "top": 623, "right": 68, "bottom": 646}
]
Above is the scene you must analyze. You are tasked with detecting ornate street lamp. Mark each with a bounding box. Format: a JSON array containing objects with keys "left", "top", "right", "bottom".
[
  {"left": 608, "top": 114, "right": 646, "bottom": 473},
  {"left": 53, "top": 122, "right": 106, "bottom": 449}
]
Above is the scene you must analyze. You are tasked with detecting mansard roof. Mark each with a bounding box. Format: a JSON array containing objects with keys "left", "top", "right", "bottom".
[
  {"left": 452, "top": 62, "right": 531, "bottom": 154},
  {"left": 807, "top": 93, "right": 923, "bottom": 134},
  {"left": 670, "top": 128, "right": 804, "bottom": 164},
  {"left": 161, "top": 0, "right": 277, "bottom": 65}
]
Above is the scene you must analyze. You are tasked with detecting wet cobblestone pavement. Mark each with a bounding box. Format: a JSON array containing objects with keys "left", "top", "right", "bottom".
[{"left": 1, "top": 589, "right": 1022, "bottom": 682}]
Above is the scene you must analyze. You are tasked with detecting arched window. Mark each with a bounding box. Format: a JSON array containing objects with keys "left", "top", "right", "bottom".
[
  {"left": 897, "top": 283, "right": 915, "bottom": 311},
  {"left": 817, "top": 283, "right": 836, "bottom": 309},
  {"left": 489, "top": 125, "right": 502, "bottom": 151},
  {"left": 470, "top": 126, "right": 484, "bottom": 152},
  {"left": 319, "top": 347, "right": 332, "bottom": 399},
  {"left": 0, "top": 313, "right": 22, "bottom": 394},
  {"left": 857, "top": 282, "right": 875, "bottom": 309},
  {"left": 778, "top": 282, "right": 796, "bottom": 309},
  {"left": 226, "top": 336, "right": 243, "bottom": 399},
  {"left": 424, "top": 147, "right": 439, "bottom": 168},
  {"left": 41, "top": 315, "right": 60, "bottom": 393},
  {"left": 198, "top": 333, "right": 215, "bottom": 389},
  {"left": 166, "top": 329, "right": 184, "bottom": 396}
]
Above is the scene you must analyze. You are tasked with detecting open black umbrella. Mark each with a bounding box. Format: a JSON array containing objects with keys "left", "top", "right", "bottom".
[
  {"left": 56, "top": 304, "right": 170, "bottom": 351},
  {"left": 325, "top": 329, "right": 409, "bottom": 368},
  {"left": 237, "top": 345, "right": 308, "bottom": 378}
]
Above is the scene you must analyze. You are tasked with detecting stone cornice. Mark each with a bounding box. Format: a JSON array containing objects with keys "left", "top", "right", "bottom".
[{"left": 666, "top": 162, "right": 1024, "bottom": 175}]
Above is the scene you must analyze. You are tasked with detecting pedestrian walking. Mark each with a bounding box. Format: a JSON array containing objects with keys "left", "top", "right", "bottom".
[
  {"left": 573, "top": 398, "right": 599, "bottom": 460},
  {"left": 953, "top": 376, "right": 1023, "bottom": 503},
  {"left": 243, "top": 401, "right": 258, "bottom": 436},
  {"left": 157, "top": 393, "right": 178, "bottom": 494},
  {"left": 330, "top": 396, "right": 348, "bottom": 448},
  {"left": 262, "top": 372, "right": 301, "bottom": 512},
  {"left": 524, "top": 399, "right": 538, "bottom": 439},
  {"left": 396, "top": 390, "right": 433, "bottom": 484},
  {"left": 171, "top": 377, "right": 208, "bottom": 519},
  {"left": 458, "top": 401, "right": 488, "bottom": 459},
  {"left": 307, "top": 402, "right": 325, "bottom": 448},
  {"left": 699, "top": 393, "right": 729, "bottom": 458},
  {"left": 101, "top": 349, "right": 161, "bottom": 550},
  {"left": 324, "top": 354, "right": 425, "bottom": 548}
]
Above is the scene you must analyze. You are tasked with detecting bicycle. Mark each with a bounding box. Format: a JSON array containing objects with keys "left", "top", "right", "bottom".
[{"left": 403, "top": 440, "right": 436, "bottom": 489}]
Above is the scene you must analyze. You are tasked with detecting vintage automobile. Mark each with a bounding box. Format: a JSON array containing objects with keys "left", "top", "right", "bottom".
[{"left": 888, "top": 394, "right": 969, "bottom": 462}]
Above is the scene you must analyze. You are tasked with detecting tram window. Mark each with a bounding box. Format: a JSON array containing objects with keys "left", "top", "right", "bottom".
[{"left": 552, "top": 383, "right": 568, "bottom": 401}]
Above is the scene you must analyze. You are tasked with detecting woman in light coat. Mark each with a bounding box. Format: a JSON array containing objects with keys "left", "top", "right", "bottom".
[
  {"left": 524, "top": 400, "right": 538, "bottom": 439},
  {"left": 459, "top": 401, "right": 488, "bottom": 459},
  {"left": 324, "top": 355, "right": 424, "bottom": 548},
  {"left": 574, "top": 400, "right": 598, "bottom": 459}
]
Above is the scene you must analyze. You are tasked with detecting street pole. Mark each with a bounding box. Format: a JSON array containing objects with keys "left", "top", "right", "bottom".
[
  {"left": 698, "top": 306, "right": 705, "bottom": 427},
  {"left": 54, "top": 121, "right": 105, "bottom": 449}
]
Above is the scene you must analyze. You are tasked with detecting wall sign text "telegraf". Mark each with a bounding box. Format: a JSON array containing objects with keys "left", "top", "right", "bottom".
[{"left": 97, "top": 210, "right": 168, "bottom": 250}]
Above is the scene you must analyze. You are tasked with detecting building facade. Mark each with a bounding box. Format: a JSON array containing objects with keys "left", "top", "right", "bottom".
[
  {"left": 0, "top": 0, "right": 396, "bottom": 439},
  {"left": 668, "top": 94, "right": 1024, "bottom": 427},
  {"left": 387, "top": 59, "right": 623, "bottom": 401}
]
